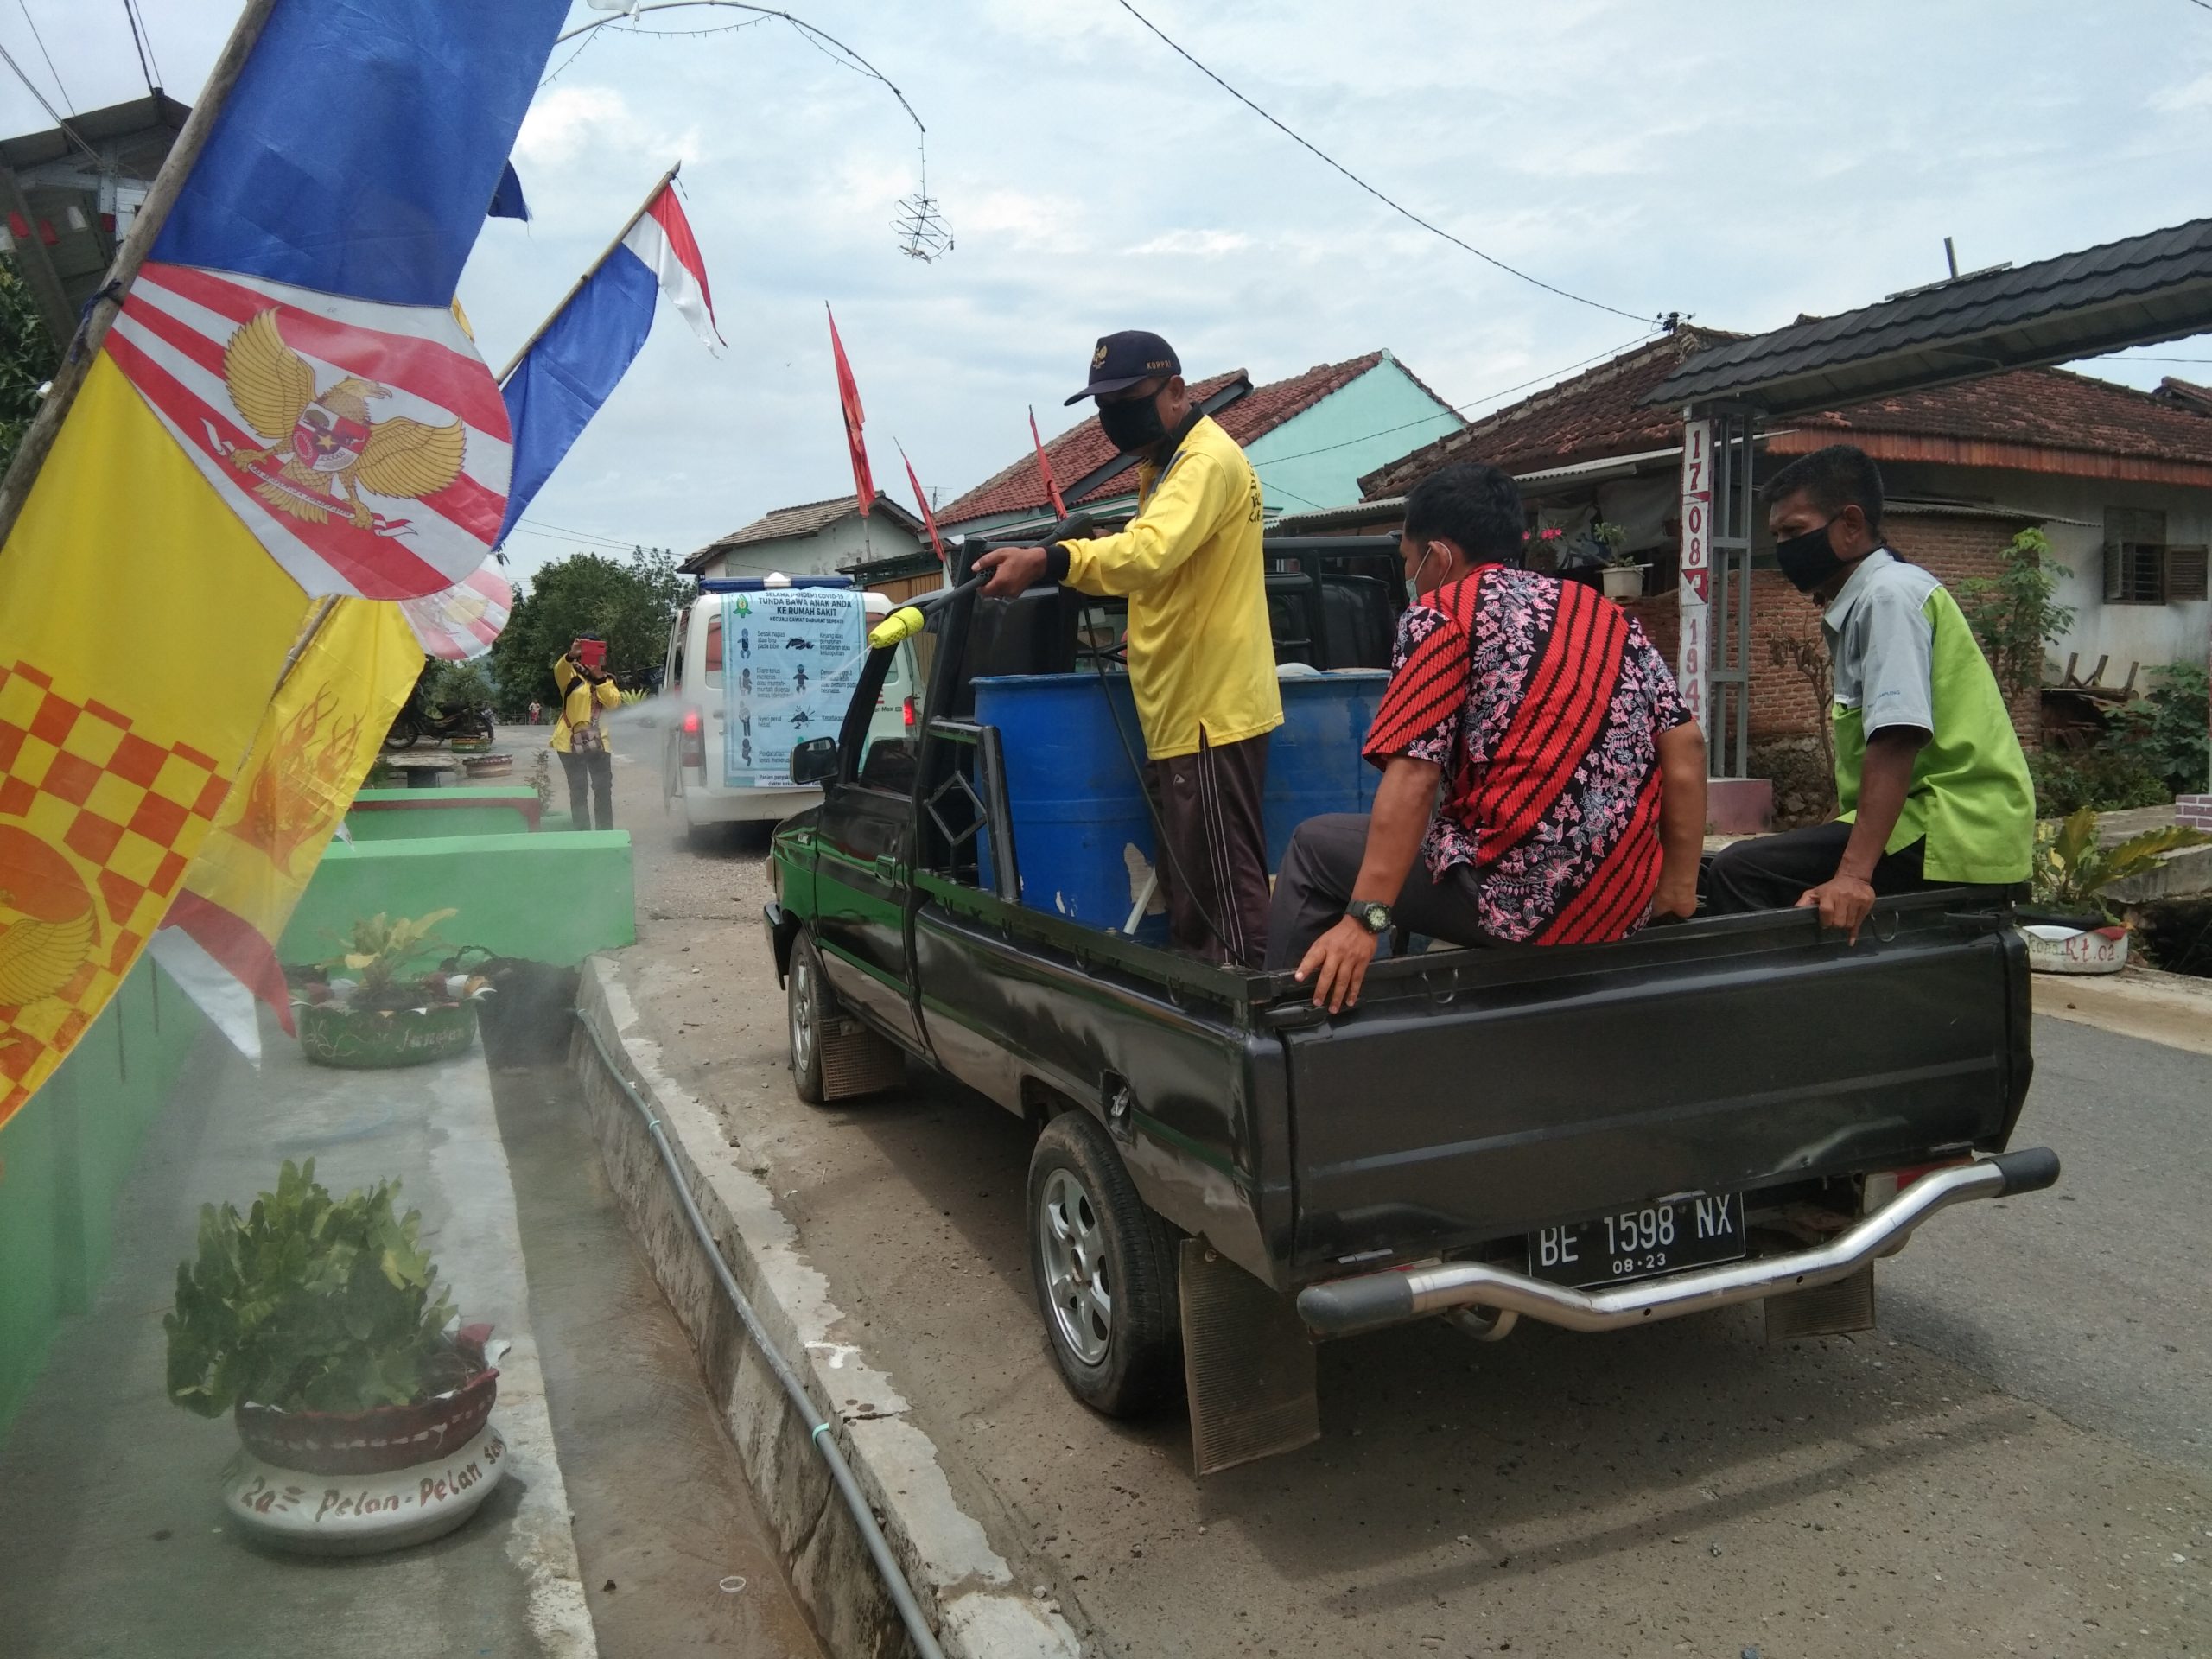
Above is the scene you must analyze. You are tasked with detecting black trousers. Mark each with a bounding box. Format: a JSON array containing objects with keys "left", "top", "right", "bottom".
[
  {"left": 1263, "top": 812, "right": 1493, "bottom": 971},
  {"left": 558, "top": 747, "right": 613, "bottom": 831},
  {"left": 1704, "top": 821, "right": 2015, "bottom": 913},
  {"left": 1143, "top": 732, "right": 1272, "bottom": 969}
]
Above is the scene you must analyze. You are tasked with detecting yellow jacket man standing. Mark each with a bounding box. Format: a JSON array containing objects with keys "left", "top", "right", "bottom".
[
  {"left": 976, "top": 331, "right": 1281, "bottom": 965},
  {"left": 550, "top": 634, "right": 621, "bottom": 830}
]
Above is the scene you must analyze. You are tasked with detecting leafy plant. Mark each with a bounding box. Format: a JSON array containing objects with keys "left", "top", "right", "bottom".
[
  {"left": 0, "top": 256, "right": 57, "bottom": 478},
  {"left": 425, "top": 658, "right": 495, "bottom": 717},
  {"left": 165, "top": 1160, "right": 459, "bottom": 1417},
  {"left": 2112, "top": 661, "right": 2210, "bottom": 798},
  {"left": 2029, "top": 747, "right": 2170, "bottom": 817},
  {"left": 325, "top": 909, "right": 456, "bottom": 1007},
  {"left": 1590, "top": 520, "right": 1637, "bottom": 568},
  {"left": 1768, "top": 626, "right": 1838, "bottom": 813},
  {"left": 1955, "top": 528, "right": 2075, "bottom": 707},
  {"left": 2031, "top": 808, "right": 2212, "bottom": 916}
]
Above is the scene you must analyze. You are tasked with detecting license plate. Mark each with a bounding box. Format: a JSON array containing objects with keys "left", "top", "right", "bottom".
[{"left": 1528, "top": 1192, "right": 1746, "bottom": 1289}]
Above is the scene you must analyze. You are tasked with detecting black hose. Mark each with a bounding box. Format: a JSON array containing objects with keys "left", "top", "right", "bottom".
[{"left": 572, "top": 1011, "right": 946, "bottom": 1659}]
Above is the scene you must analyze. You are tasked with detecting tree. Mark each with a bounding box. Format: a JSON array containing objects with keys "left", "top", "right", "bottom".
[
  {"left": 0, "top": 257, "right": 59, "bottom": 477},
  {"left": 487, "top": 546, "right": 684, "bottom": 719},
  {"left": 1955, "top": 528, "right": 2075, "bottom": 708}
]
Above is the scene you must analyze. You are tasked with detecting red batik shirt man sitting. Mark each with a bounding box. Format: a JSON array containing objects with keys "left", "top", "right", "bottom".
[{"left": 1265, "top": 461, "right": 1709, "bottom": 1011}]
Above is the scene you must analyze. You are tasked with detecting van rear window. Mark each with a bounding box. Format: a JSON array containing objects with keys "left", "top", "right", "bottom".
[{"left": 704, "top": 609, "right": 723, "bottom": 687}]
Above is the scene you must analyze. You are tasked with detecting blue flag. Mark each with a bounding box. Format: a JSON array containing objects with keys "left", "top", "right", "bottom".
[
  {"left": 153, "top": 0, "right": 566, "bottom": 305},
  {"left": 491, "top": 162, "right": 531, "bottom": 222},
  {"left": 495, "top": 181, "right": 722, "bottom": 546}
]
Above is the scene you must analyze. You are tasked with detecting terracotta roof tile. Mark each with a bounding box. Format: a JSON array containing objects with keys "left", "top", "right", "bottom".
[
  {"left": 1361, "top": 327, "right": 2212, "bottom": 498},
  {"left": 682, "top": 493, "right": 922, "bottom": 573},
  {"left": 938, "top": 352, "right": 1391, "bottom": 526}
]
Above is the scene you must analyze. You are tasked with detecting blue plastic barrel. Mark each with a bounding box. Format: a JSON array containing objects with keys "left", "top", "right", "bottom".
[{"left": 974, "top": 670, "right": 1389, "bottom": 936}]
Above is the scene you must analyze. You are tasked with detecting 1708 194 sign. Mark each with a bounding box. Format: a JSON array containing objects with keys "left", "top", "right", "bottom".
[{"left": 1529, "top": 1192, "right": 1745, "bottom": 1288}]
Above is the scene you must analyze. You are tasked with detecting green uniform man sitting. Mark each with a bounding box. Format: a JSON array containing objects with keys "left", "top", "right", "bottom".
[{"left": 1706, "top": 443, "right": 2033, "bottom": 938}]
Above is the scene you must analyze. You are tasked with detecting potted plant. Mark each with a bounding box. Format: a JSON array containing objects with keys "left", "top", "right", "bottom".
[
  {"left": 165, "top": 1160, "right": 507, "bottom": 1554},
  {"left": 2018, "top": 808, "right": 2211, "bottom": 974},
  {"left": 1591, "top": 522, "right": 1645, "bottom": 601},
  {"left": 294, "top": 910, "right": 489, "bottom": 1067}
]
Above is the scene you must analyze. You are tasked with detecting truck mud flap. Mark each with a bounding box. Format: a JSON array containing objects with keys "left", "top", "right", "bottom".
[
  {"left": 1765, "top": 1263, "right": 1876, "bottom": 1341},
  {"left": 1180, "top": 1239, "right": 1318, "bottom": 1475},
  {"left": 821, "top": 1017, "right": 906, "bottom": 1101}
]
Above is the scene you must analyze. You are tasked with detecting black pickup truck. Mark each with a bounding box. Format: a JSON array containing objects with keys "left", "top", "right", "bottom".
[{"left": 762, "top": 537, "right": 2057, "bottom": 1473}]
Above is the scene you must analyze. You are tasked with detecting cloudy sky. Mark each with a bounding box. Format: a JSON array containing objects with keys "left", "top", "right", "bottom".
[{"left": 9, "top": 1, "right": 2212, "bottom": 577}]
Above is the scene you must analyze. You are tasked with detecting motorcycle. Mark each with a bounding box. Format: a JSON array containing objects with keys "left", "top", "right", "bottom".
[{"left": 382, "top": 681, "right": 494, "bottom": 750}]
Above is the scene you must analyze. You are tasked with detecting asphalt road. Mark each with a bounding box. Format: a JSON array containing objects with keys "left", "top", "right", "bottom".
[{"left": 601, "top": 724, "right": 2211, "bottom": 1659}]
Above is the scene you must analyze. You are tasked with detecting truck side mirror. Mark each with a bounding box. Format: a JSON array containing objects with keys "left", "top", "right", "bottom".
[{"left": 790, "top": 736, "right": 839, "bottom": 785}]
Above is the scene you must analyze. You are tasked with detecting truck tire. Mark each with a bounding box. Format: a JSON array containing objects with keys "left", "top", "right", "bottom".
[
  {"left": 1027, "top": 1111, "right": 1183, "bottom": 1417},
  {"left": 787, "top": 934, "right": 830, "bottom": 1104}
]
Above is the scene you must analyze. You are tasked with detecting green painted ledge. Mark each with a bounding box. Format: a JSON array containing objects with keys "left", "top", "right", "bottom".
[
  {"left": 346, "top": 785, "right": 543, "bottom": 839},
  {"left": 0, "top": 957, "right": 204, "bottom": 1438},
  {"left": 278, "top": 831, "right": 635, "bottom": 966}
]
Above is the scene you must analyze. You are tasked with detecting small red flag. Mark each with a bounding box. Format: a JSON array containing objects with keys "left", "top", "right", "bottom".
[
  {"left": 1029, "top": 405, "right": 1068, "bottom": 520},
  {"left": 897, "top": 442, "right": 944, "bottom": 563},
  {"left": 827, "top": 303, "right": 874, "bottom": 516}
]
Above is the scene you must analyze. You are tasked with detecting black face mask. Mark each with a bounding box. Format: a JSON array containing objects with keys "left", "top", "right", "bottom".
[
  {"left": 1774, "top": 514, "right": 1847, "bottom": 594},
  {"left": 1096, "top": 392, "right": 1168, "bottom": 454}
]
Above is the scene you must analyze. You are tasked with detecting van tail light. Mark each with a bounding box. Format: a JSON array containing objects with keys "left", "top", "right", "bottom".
[
  {"left": 679, "top": 705, "right": 704, "bottom": 768},
  {"left": 902, "top": 696, "right": 917, "bottom": 729}
]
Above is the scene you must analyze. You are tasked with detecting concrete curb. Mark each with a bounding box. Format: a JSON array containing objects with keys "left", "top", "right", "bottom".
[{"left": 572, "top": 957, "right": 1082, "bottom": 1659}]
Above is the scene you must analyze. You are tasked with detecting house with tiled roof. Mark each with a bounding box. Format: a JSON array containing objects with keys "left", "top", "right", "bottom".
[
  {"left": 936, "top": 350, "right": 1461, "bottom": 537},
  {"left": 1329, "top": 324, "right": 2212, "bottom": 800},
  {"left": 680, "top": 493, "right": 925, "bottom": 582}
]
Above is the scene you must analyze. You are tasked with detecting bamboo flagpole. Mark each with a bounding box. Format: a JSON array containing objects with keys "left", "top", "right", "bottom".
[
  {"left": 0, "top": 0, "right": 282, "bottom": 545},
  {"left": 496, "top": 162, "right": 681, "bottom": 385}
]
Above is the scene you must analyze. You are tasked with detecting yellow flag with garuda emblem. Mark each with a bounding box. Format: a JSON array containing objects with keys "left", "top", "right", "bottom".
[
  {"left": 0, "top": 0, "right": 565, "bottom": 1126},
  {"left": 148, "top": 601, "right": 421, "bottom": 1061}
]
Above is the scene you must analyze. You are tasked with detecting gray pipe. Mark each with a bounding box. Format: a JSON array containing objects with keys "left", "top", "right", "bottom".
[{"left": 574, "top": 1012, "right": 945, "bottom": 1659}]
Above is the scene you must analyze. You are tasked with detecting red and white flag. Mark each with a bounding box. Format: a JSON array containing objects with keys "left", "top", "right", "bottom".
[
  {"left": 1029, "top": 406, "right": 1068, "bottom": 520},
  {"left": 624, "top": 182, "right": 723, "bottom": 351},
  {"left": 827, "top": 304, "right": 874, "bottom": 515},
  {"left": 402, "top": 558, "right": 514, "bottom": 659}
]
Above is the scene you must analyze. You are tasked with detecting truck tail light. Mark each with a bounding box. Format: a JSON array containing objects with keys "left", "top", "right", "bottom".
[
  {"left": 679, "top": 705, "right": 704, "bottom": 768},
  {"left": 902, "top": 696, "right": 917, "bottom": 729}
]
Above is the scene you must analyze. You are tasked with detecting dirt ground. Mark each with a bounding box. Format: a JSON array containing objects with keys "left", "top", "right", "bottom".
[{"left": 603, "top": 737, "right": 2210, "bottom": 1659}]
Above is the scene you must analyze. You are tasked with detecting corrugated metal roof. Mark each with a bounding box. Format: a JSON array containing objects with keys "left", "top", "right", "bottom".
[
  {"left": 681, "top": 493, "right": 923, "bottom": 573},
  {"left": 1649, "top": 217, "right": 2212, "bottom": 416}
]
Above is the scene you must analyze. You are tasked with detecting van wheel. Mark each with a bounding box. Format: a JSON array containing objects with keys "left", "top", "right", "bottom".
[
  {"left": 1027, "top": 1111, "right": 1182, "bottom": 1416},
  {"left": 787, "top": 935, "right": 830, "bottom": 1104}
]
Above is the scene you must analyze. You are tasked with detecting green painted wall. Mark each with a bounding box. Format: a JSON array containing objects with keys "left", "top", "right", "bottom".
[
  {"left": 279, "top": 832, "right": 636, "bottom": 967},
  {"left": 0, "top": 957, "right": 205, "bottom": 1436},
  {"left": 346, "top": 785, "right": 542, "bottom": 840},
  {"left": 1245, "top": 354, "right": 1461, "bottom": 517}
]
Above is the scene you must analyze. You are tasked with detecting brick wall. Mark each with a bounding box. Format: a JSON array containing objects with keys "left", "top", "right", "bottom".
[{"left": 1618, "top": 512, "right": 2038, "bottom": 751}]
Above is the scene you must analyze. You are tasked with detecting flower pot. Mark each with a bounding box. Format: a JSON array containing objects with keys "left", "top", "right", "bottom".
[
  {"left": 296, "top": 1000, "right": 477, "bottom": 1067},
  {"left": 461, "top": 752, "right": 512, "bottom": 778},
  {"left": 2018, "top": 920, "right": 2129, "bottom": 975},
  {"left": 1601, "top": 565, "right": 1647, "bottom": 602},
  {"left": 222, "top": 1338, "right": 505, "bottom": 1554},
  {"left": 448, "top": 736, "right": 493, "bottom": 754}
]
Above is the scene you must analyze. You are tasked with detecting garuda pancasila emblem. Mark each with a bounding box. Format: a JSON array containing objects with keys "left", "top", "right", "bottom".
[{"left": 220, "top": 308, "right": 465, "bottom": 533}]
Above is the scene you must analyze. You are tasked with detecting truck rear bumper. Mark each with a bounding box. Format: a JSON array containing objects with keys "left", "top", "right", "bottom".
[{"left": 1296, "top": 1147, "right": 2060, "bottom": 1338}]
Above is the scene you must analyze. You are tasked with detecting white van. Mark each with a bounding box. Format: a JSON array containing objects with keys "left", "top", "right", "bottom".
[{"left": 661, "top": 577, "right": 921, "bottom": 838}]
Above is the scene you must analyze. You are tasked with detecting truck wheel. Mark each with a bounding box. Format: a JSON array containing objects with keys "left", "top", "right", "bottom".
[
  {"left": 1027, "top": 1111, "right": 1182, "bottom": 1417},
  {"left": 787, "top": 935, "right": 830, "bottom": 1104}
]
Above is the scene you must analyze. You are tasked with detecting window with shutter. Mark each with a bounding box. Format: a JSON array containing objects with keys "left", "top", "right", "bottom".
[
  {"left": 2170, "top": 546, "right": 2209, "bottom": 603},
  {"left": 2102, "top": 506, "right": 2170, "bottom": 604}
]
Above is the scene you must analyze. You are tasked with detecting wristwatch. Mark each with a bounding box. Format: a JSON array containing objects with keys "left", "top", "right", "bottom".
[{"left": 1347, "top": 899, "right": 1393, "bottom": 935}]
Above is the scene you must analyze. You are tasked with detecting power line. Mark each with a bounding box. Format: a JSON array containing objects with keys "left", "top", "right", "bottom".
[
  {"left": 120, "top": 0, "right": 161, "bottom": 95},
  {"left": 0, "top": 39, "right": 99, "bottom": 167},
  {"left": 1112, "top": 0, "right": 1656, "bottom": 325},
  {"left": 15, "top": 0, "right": 68, "bottom": 111},
  {"left": 1252, "top": 327, "right": 1663, "bottom": 471},
  {"left": 2100, "top": 353, "right": 2212, "bottom": 363}
]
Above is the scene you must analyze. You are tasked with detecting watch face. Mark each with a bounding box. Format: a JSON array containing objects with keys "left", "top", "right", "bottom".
[{"left": 1357, "top": 903, "right": 1390, "bottom": 932}]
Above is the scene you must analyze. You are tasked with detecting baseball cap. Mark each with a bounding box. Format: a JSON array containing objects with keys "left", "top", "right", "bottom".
[{"left": 1065, "top": 329, "right": 1180, "bottom": 405}]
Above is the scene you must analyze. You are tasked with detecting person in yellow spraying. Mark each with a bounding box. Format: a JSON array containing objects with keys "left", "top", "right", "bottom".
[
  {"left": 970, "top": 330, "right": 1279, "bottom": 967},
  {"left": 550, "top": 633, "right": 621, "bottom": 830}
]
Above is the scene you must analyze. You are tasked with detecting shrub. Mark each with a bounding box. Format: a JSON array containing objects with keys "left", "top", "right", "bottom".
[
  {"left": 1955, "top": 528, "right": 2074, "bottom": 707},
  {"left": 2112, "top": 662, "right": 2209, "bottom": 798},
  {"left": 2029, "top": 747, "right": 2170, "bottom": 817}
]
